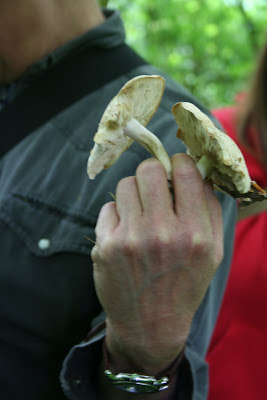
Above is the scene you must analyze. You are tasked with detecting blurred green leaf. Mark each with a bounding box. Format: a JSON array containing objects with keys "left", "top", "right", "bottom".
[
  {"left": 109, "top": 0, "right": 267, "bottom": 108},
  {"left": 98, "top": 0, "right": 109, "bottom": 7}
]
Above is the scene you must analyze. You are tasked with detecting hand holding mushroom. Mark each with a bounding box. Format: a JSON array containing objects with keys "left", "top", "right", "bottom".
[
  {"left": 87, "top": 75, "right": 224, "bottom": 388},
  {"left": 87, "top": 75, "right": 266, "bottom": 393},
  {"left": 92, "top": 153, "right": 223, "bottom": 381}
]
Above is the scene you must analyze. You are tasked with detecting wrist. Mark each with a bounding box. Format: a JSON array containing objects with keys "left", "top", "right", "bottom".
[
  {"left": 103, "top": 337, "right": 185, "bottom": 394},
  {"left": 105, "top": 321, "right": 185, "bottom": 377}
]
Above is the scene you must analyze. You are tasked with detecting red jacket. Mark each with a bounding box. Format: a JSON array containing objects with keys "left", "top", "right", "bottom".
[{"left": 206, "top": 106, "right": 267, "bottom": 399}]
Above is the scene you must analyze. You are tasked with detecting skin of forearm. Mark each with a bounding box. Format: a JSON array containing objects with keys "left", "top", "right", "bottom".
[{"left": 96, "top": 326, "right": 185, "bottom": 399}]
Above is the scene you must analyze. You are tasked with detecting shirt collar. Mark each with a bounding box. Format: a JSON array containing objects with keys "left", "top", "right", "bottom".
[{"left": 0, "top": 9, "right": 125, "bottom": 110}]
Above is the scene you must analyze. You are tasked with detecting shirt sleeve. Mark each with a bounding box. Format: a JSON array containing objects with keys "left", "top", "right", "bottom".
[
  {"left": 60, "top": 322, "right": 106, "bottom": 400},
  {"left": 61, "top": 323, "right": 194, "bottom": 400}
]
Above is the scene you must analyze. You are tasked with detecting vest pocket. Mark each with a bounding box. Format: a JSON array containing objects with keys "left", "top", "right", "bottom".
[
  {"left": 0, "top": 193, "right": 101, "bottom": 346},
  {"left": 0, "top": 193, "right": 95, "bottom": 257}
]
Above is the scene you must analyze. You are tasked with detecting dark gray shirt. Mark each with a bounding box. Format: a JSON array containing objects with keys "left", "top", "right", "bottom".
[{"left": 0, "top": 9, "right": 236, "bottom": 400}]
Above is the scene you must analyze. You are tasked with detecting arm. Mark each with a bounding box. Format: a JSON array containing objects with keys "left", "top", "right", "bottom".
[{"left": 92, "top": 153, "right": 223, "bottom": 399}]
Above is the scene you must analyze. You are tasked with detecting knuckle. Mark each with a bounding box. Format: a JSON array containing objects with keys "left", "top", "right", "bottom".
[
  {"left": 93, "top": 236, "right": 119, "bottom": 264},
  {"left": 186, "top": 229, "right": 224, "bottom": 272},
  {"left": 146, "top": 226, "right": 176, "bottom": 255},
  {"left": 182, "top": 229, "right": 212, "bottom": 258},
  {"left": 91, "top": 245, "right": 98, "bottom": 263},
  {"left": 123, "top": 223, "right": 174, "bottom": 256},
  {"left": 122, "top": 234, "right": 142, "bottom": 256}
]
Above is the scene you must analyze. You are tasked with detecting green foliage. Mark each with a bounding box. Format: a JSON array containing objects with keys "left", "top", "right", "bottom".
[
  {"left": 98, "top": 0, "right": 109, "bottom": 7},
  {"left": 108, "top": 0, "right": 267, "bottom": 108}
]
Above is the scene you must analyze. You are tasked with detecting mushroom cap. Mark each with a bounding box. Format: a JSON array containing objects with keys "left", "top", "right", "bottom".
[
  {"left": 87, "top": 75, "right": 165, "bottom": 179},
  {"left": 172, "top": 102, "right": 251, "bottom": 194}
]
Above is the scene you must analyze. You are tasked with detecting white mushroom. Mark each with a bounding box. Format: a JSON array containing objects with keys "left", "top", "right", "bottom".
[
  {"left": 172, "top": 102, "right": 251, "bottom": 194},
  {"left": 87, "top": 75, "right": 172, "bottom": 180}
]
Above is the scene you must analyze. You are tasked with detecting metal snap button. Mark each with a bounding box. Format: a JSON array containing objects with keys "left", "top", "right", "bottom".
[{"left": 37, "top": 238, "right": 51, "bottom": 250}]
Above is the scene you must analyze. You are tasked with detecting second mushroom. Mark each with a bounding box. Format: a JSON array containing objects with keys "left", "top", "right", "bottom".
[{"left": 172, "top": 102, "right": 267, "bottom": 206}]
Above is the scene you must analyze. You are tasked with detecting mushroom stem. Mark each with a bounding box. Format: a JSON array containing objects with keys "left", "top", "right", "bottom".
[
  {"left": 124, "top": 118, "right": 172, "bottom": 180},
  {"left": 196, "top": 154, "right": 213, "bottom": 180}
]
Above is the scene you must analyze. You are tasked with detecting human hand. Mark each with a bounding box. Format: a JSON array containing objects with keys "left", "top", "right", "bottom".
[{"left": 92, "top": 153, "right": 223, "bottom": 375}]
